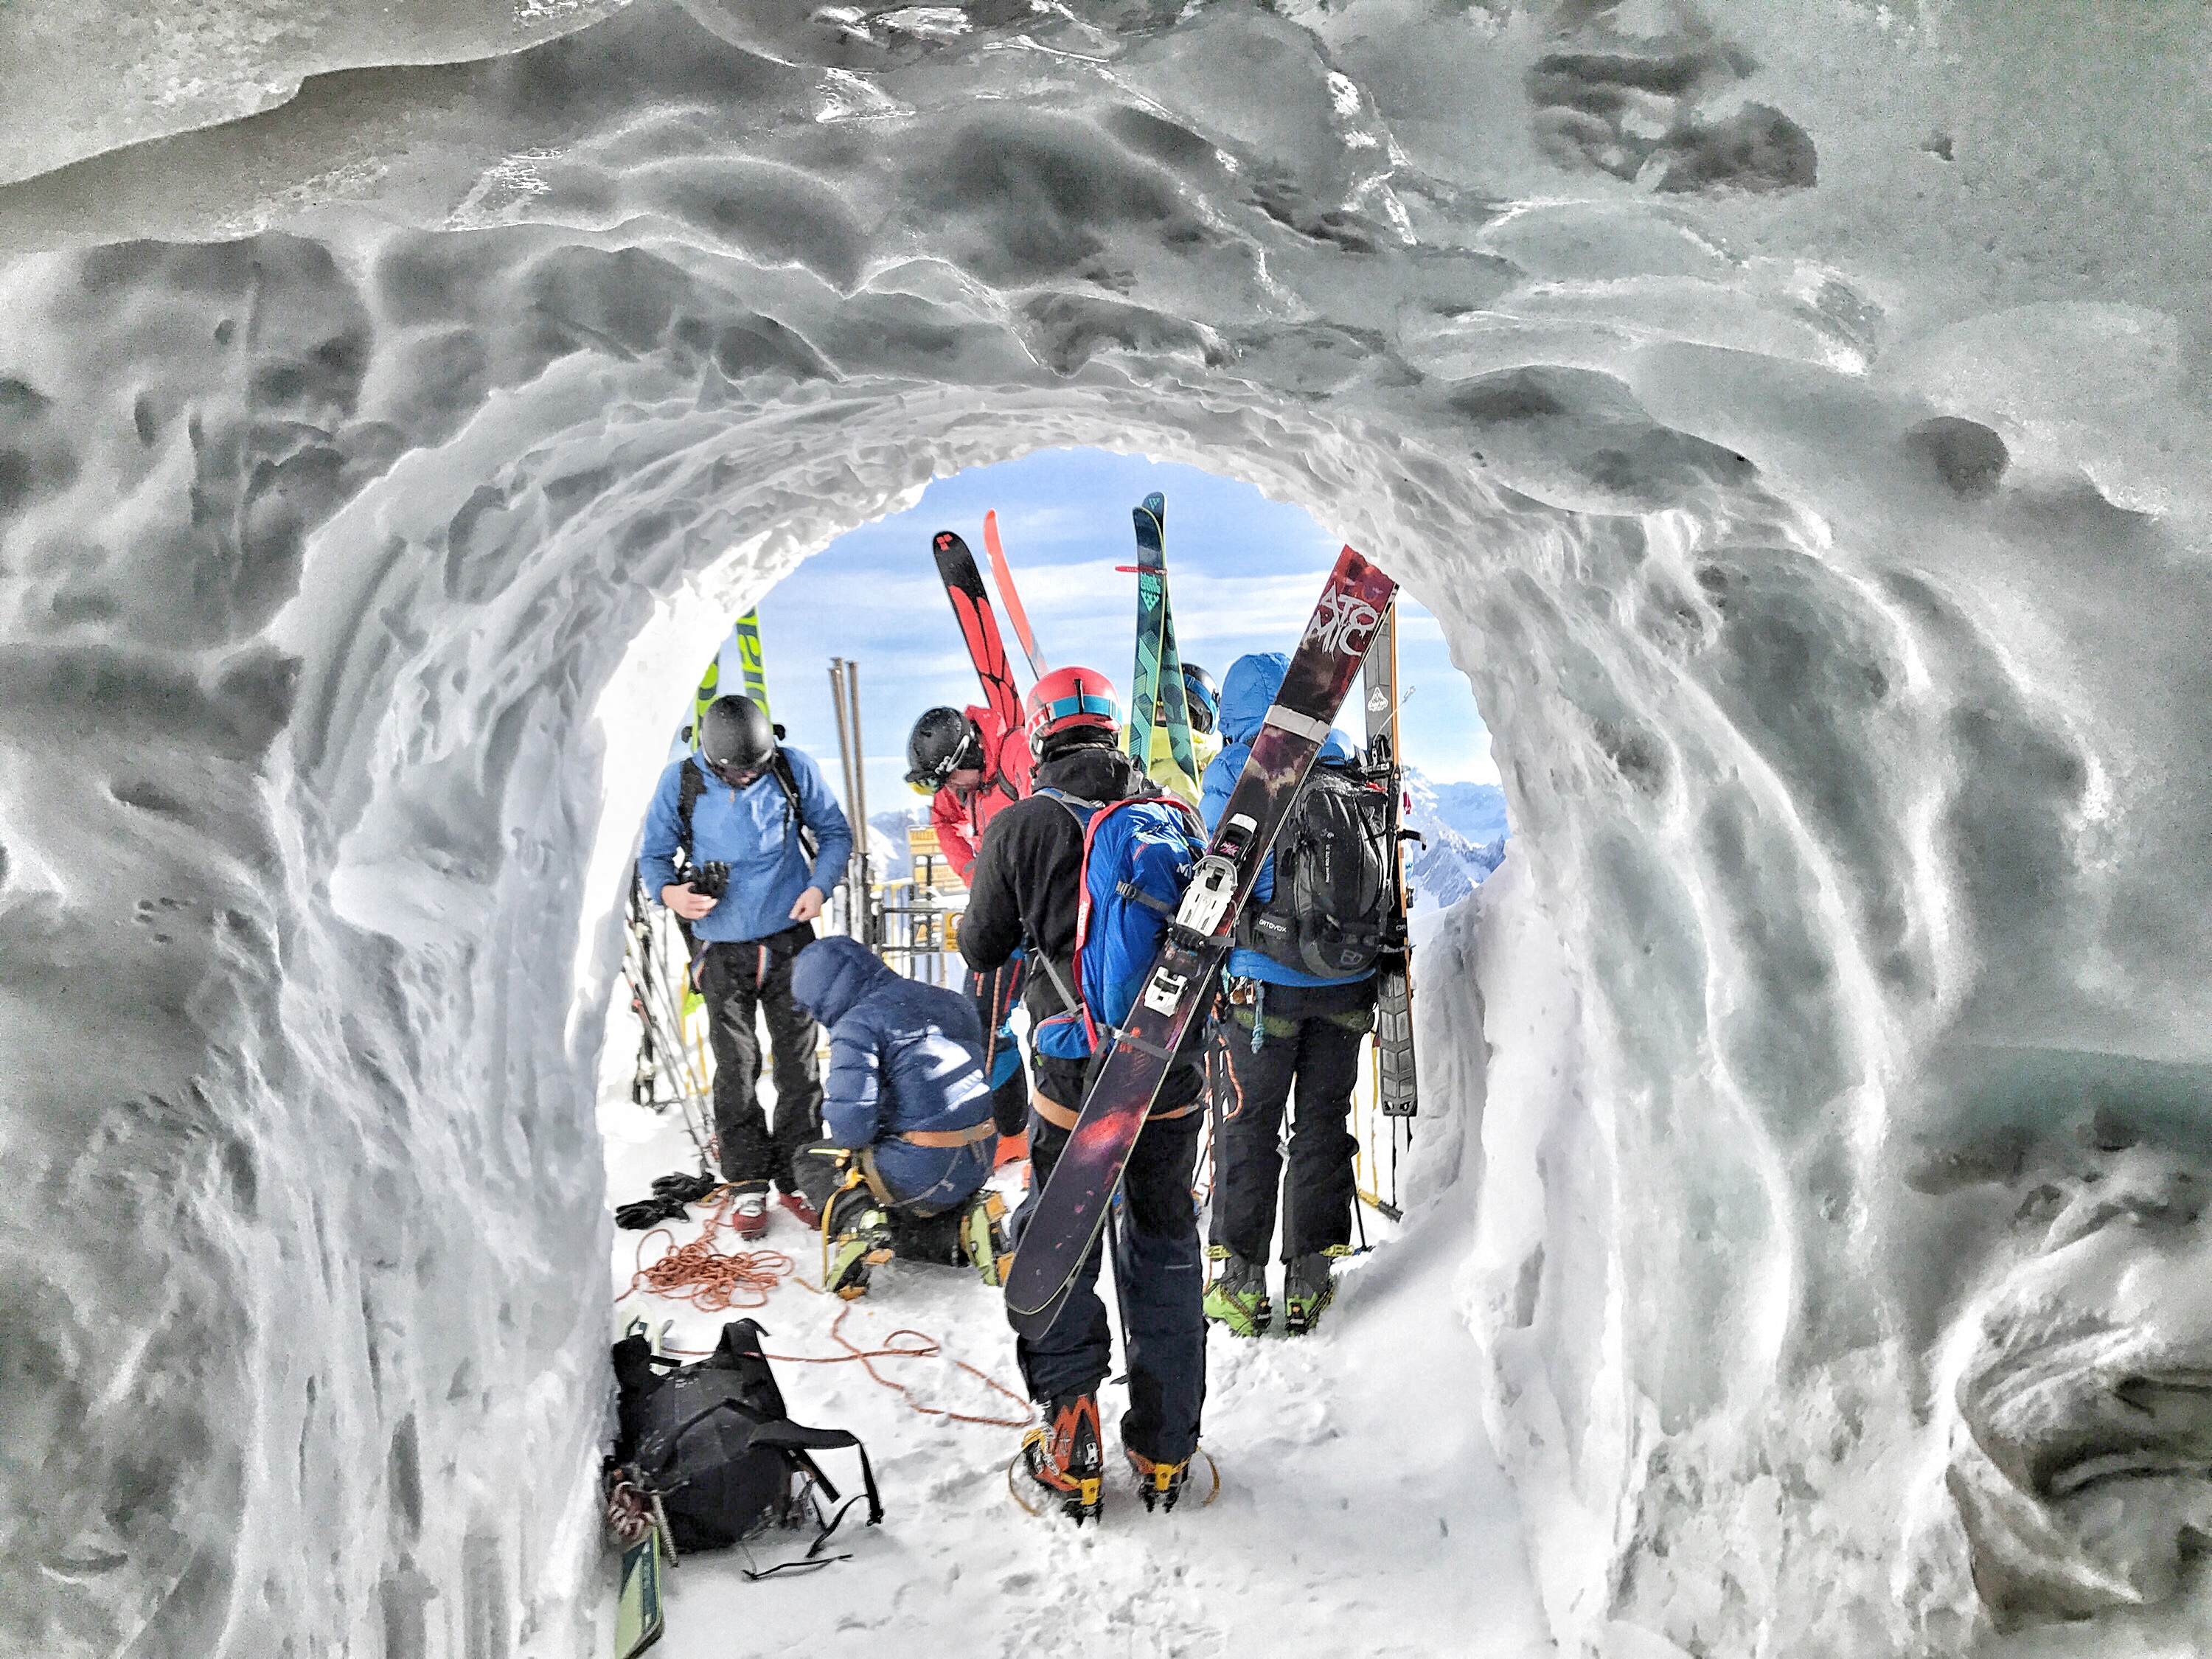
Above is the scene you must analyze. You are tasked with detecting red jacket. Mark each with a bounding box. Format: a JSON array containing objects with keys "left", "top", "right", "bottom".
[{"left": 930, "top": 703, "right": 1032, "bottom": 883}]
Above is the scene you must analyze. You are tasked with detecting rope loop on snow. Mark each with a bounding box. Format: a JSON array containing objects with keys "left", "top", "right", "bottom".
[{"left": 625, "top": 1186, "right": 795, "bottom": 1312}]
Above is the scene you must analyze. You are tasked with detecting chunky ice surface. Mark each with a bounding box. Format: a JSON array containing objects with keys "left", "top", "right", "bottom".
[{"left": 3, "top": 3, "right": 2210, "bottom": 1656}]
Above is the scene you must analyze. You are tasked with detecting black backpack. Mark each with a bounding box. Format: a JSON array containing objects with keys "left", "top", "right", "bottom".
[
  {"left": 1237, "top": 760, "right": 1394, "bottom": 978},
  {"left": 611, "top": 1320, "right": 881, "bottom": 1572}
]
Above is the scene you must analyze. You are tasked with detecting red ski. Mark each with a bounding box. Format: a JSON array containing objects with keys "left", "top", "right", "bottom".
[
  {"left": 983, "top": 510, "right": 1049, "bottom": 681},
  {"left": 932, "top": 529, "right": 1023, "bottom": 732}
]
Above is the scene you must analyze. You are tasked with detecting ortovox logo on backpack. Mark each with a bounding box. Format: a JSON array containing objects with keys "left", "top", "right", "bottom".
[{"left": 1238, "top": 760, "right": 1393, "bottom": 978}]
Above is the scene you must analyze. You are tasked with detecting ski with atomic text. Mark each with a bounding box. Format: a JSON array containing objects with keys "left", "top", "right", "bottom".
[{"left": 1004, "top": 546, "right": 1397, "bottom": 1338}]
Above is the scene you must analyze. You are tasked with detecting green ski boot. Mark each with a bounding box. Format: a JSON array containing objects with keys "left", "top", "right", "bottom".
[
  {"left": 959, "top": 1189, "right": 1012, "bottom": 1287},
  {"left": 1282, "top": 1248, "right": 1348, "bottom": 1335},
  {"left": 824, "top": 1186, "right": 894, "bottom": 1301},
  {"left": 1202, "top": 1248, "right": 1269, "bottom": 1337}
]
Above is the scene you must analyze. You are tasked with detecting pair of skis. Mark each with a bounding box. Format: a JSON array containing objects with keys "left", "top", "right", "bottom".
[
  {"left": 686, "top": 608, "right": 772, "bottom": 741},
  {"left": 1124, "top": 494, "right": 1201, "bottom": 804}
]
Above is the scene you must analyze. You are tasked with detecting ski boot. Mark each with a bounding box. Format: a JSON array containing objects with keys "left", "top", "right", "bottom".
[
  {"left": 777, "top": 1189, "right": 821, "bottom": 1230},
  {"left": 729, "top": 1182, "right": 771, "bottom": 1241},
  {"left": 958, "top": 1189, "right": 1012, "bottom": 1287},
  {"left": 1202, "top": 1248, "right": 1269, "bottom": 1337},
  {"left": 1018, "top": 1393, "right": 1104, "bottom": 1522},
  {"left": 1282, "top": 1248, "right": 1348, "bottom": 1335},
  {"left": 822, "top": 1186, "right": 894, "bottom": 1301},
  {"left": 1125, "top": 1447, "right": 1194, "bottom": 1513}
]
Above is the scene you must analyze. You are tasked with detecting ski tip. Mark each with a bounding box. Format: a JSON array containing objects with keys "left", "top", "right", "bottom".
[
  {"left": 933, "top": 529, "right": 967, "bottom": 554},
  {"left": 1144, "top": 492, "right": 1165, "bottom": 513}
]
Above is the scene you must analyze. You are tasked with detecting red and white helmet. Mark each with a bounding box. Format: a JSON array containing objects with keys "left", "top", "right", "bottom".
[{"left": 1024, "top": 665, "right": 1121, "bottom": 753}]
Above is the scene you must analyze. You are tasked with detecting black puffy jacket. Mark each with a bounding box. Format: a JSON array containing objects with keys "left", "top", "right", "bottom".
[{"left": 958, "top": 740, "right": 1152, "bottom": 1029}]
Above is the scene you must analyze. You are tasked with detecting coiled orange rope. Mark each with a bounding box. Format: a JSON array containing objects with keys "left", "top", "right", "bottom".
[
  {"left": 625, "top": 1187, "right": 794, "bottom": 1312},
  {"left": 621, "top": 1189, "right": 1032, "bottom": 1429}
]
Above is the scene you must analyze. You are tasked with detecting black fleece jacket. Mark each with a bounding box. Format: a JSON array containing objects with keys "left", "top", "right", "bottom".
[{"left": 958, "top": 740, "right": 1153, "bottom": 1026}]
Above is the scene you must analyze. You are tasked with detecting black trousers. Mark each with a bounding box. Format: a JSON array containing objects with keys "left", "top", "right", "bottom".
[
  {"left": 1209, "top": 977, "right": 1374, "bottom": 1265},
  {"left": 697, "top": 926, "right": 821, "bottom": 1190},
  {"left": 1013, "top": 1053, "right": 1206, "bottom": 1464},
  {"left": 969, "top": 958, "right": 1029, "bottom": 1137}
]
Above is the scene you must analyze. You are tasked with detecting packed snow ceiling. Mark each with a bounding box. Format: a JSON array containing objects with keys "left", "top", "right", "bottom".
[{"left": 4, "top": 2, "right": 2209, "bottom": 1655}]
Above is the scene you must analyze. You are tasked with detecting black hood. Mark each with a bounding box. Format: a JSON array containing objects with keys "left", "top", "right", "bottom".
[{"left": 1033, "top": 740, "right": 1148, "bottom": 804}]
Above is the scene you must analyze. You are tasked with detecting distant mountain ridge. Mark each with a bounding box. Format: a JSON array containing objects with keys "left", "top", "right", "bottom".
[
  {"left": 1400, "top": 765, "right": 1509, "bottom": 914},
  {"left": 867, "top": 770, "right": 1506, "bottom": 912}
]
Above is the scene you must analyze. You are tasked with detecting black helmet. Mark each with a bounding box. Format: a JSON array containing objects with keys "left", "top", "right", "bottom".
[
  {"left": 698, "top": 695, "right": 776, "bottom": 783},
  {"left": 905, "top": 706, "right": 983, "bottom": 794},
  {"left": 1178, "top": 663, "right": 1220, "bottom": 736}
]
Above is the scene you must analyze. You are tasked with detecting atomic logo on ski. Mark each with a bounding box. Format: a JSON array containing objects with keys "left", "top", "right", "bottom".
[{"left": 1306, "top": 589, "right": 1382, "bottom": 658}]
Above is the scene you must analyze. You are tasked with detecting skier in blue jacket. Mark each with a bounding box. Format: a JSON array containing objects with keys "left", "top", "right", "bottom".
[
  {"left": 1200, "top": 653, "right": 1376, "bottom": 1338},
  {"left": 787, "top": 936, "right": 1008, "bottom": 1298},
  {"left": 639, "top": 696, "right": 852, "bottom": 1237}
]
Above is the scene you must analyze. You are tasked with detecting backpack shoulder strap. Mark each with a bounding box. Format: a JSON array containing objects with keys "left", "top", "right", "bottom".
[
  {"left": 676, "top": 758, "right": 707, "bottom": 860},
  {"left": 768, "top": 751, "right": 822, "bottom": 863}
]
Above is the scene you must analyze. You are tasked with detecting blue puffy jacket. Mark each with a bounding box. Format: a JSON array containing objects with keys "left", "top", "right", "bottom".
[
  {"left": 790, "top": 936, "right": 996, "bottom": 1213},
  {"left": 1201, "top": 651, "right": 1372, "bottom": 989},
  {"left": 638, "top": 748, "right": 853, "bottom": 945}
]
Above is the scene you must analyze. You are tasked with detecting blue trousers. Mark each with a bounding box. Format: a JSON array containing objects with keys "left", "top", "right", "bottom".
[{"left": 1013, "top": 1056, "right": 1206, "bottom": 1464}]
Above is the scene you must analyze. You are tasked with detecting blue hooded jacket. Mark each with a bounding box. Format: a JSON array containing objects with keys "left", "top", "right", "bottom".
[
  {"left": 1200, "top": 651, "right": 1372, "bottom": 989},
  {"left": 638, "top": 747, "right": 854, "bottom": 945},
  {"left": 790, "top": 936, "right": 996, "bottom": 1212}
]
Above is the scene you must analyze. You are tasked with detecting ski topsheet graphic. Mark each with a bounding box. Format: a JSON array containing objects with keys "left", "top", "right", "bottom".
[
  {"left": 1362, "top": 601, "right": 1419, "bottom": 1116},
  {"left": 734, "top": 608, "right": 769, "bottom": 715},
  {"left": 984, "top": 510, "right": 1048, "bottom": 681},
  {"left": 932, "top": 529, "right": 1024, "bottom": 733},
  {"left": 686, "top": 608, "right": 767, "bottom": 748},
  {"left": 1124, "top": 493, "right": 1200, "bottom": 803},
  {"left": 1004, "top": 546, "right": 1397, "bottom": 1338}
]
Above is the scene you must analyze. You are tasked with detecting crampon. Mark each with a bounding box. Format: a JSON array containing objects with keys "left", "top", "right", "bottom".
[{"left": 1009, "top": 1393, "right": 1104, "bottom": 1522}]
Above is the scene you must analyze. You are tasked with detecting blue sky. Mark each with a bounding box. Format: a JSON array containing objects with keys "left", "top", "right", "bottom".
[{"left": 693, "top": 449, "right": 1496, "bottom": 813}]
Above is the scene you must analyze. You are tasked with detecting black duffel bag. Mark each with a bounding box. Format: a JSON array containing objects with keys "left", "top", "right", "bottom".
[{"left": 611, "top": 1318, "right": 882, "bottom": 1573}]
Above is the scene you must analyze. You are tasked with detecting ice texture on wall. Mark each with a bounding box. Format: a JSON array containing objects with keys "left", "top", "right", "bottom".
[{"left": 1, "top": 3, "right": 2208, "bottom": 1655}]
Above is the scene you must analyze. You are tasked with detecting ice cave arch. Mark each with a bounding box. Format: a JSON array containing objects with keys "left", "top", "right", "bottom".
[{"left": 4, "top": 4, "right": 2211, "bottom": 1658}]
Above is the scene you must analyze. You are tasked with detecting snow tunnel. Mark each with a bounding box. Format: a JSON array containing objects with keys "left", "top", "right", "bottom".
[{"left": 4, "top": 4, "right": 2211, "bottom": 1656}]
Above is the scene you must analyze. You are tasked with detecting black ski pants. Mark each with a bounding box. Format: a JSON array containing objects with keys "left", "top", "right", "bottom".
[
  {"left": 1210, "top": 976, "right": 1375, "bottom": 1265},
  {"left": 1013, "top": 1053, "right": 1206, "bottom": 1465},
  {"left": 968, "top": 957, "right": 1029, "bottom": 1137},
  {"left": 697, "top": 925, "right": 822, "bottom": 1192}
]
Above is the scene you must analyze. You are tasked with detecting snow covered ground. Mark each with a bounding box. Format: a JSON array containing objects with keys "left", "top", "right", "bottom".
[
  {"left": 597, "top": 888, "right": 1550, "bottom": 1659},
  {"left": 602, "top": 1099, "right": 1549, "bottom": 1659}
]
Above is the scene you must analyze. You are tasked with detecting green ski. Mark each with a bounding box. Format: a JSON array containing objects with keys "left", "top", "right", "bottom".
[
  {"left": 734, "top": 608, "right": 770, "bottom": 716},
  {"left": 613, "top": 1524, "right": 666, "bottom": 1658},
  {"left": 1123, "top": 493, "right": 1200, "bottom": 803}
]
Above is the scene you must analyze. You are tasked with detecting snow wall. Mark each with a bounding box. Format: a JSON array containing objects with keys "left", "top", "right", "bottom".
[{"left": 4, "top": 4, "right": 2210, "bottom": 1655}]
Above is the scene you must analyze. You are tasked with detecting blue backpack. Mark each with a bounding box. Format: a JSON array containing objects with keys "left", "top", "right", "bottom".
[{"left": 1032, "top": 789, "right": 1208, "bottom": 1060}]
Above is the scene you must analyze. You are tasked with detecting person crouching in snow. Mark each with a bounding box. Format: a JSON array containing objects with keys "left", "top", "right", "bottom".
[{"left": 787, "top": 935, "right": 1012, "bottom": 1300}]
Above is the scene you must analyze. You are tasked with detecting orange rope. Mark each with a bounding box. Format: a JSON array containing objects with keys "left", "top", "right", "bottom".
[
  {"left": 625, "top": 1187, "right": 794, "bottom": 1312},
  {"left": 620, "top": 1192, "right": 1031, "bottom": 1428},
  {"left": 764, "top": 1305, "right": 1032, "bottom": 1430}
]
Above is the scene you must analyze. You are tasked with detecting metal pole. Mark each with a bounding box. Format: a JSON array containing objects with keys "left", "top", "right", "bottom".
[
  {"left": 828, "top": 658, "right": 858, "bottom": 939},
  {"left": 842, "top": 660, "right": 872, "bottom": 947}
]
